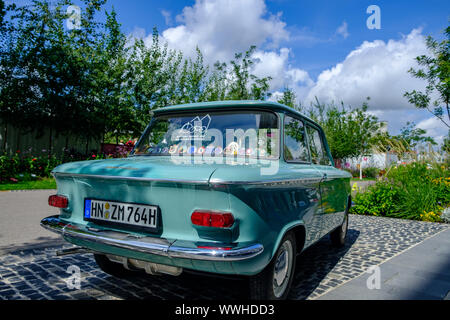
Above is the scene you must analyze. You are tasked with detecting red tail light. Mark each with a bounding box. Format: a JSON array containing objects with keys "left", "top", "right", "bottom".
[
  {"left": 48, "top": 195, "right": 68, "bottom": 208},
  {"left": 191, "top": 211, "right": 234, "bottom": 228}
]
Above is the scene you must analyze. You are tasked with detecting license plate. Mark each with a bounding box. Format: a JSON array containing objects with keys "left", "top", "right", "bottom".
[{"left": 84, "top": 199, "right": 158, "bottom": 230}]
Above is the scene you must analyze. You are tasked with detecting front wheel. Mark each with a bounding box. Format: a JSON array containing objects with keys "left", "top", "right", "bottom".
[{"left": 249, "top": 232, "right": 296, "bottom": 300}]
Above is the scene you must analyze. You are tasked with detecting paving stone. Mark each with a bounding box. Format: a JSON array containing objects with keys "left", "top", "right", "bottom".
[{"left": 0, "top": 215, "right": 447, "bottom": 300}]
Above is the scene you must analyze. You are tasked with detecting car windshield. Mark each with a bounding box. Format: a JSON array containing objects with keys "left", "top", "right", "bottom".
[{"left": 132, "top": 110, "right": 279, "bottom": 159}]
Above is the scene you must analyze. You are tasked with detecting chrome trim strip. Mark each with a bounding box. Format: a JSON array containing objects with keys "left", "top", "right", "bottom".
[
  {"left": 53, "top": 172, "right": 322, "bottom": 186},
  {"left": 168, "top": 244, "right": 264, "bottom": 261},
  {"left": 53, "top": 172, "right": 210, "bottom": 185},
  {"left": 209, "top": 177, "right": 323, "bottom": 185},
  {"left": 40, "top": 216, "right": 263, "bottom": 262}
]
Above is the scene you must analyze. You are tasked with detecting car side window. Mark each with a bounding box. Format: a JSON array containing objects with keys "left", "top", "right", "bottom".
[
  {"left": 306, "top": 125, "right": 332, "bottom": 166},
  {"left": 284, "top": 115, "right": 310, "bottom": 162}
]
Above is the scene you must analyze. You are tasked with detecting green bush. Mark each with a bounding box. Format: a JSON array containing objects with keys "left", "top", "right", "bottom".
[
  {"left": 350, "top": 162, "right": 450, "bottom": 222},
  {"left": 351, "top": 181, "right": 401, "bottom": 217},
  {"left": 362, "top": 167, "right": 379, "bottom": 179}
]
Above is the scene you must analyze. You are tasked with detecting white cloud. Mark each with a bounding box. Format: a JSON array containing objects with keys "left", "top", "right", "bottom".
[
  {"left": 132, "top": 1, "right": 445, "bottom": 144},
  {"left": 132, "top": 0, "right": 311, "bottom": 102},
  {"left": 415, "top": 117, "right": 448, "bottom": 145},
  {"left": 298, "top": 28, "right": 450, "bottom": 143},
  {"left": 250, "top": 48, "right": 314, "bottom": 101},
  {"left": 159, "top": 0, "right": 289, "bottom": 64},
  {"left": 143, "top": 0, "right": 312, "bottom": 101},
  {"left": 252, "top": 48, "right": 312, "bottom": 87},
  {"left": 161, "top": 10, "right": 172, "bottom": 26},
  {"left": 252, "top": 48, "right": 290, "bottom": 88},
  {"left": 304, "top": 28, "right": 429, "bottom": 111},
  {"left": 336, "top": 21, "right": 349, "bottom": 39}
]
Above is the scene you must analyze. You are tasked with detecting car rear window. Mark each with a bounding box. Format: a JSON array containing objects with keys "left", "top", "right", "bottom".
[{"left": 133, "top": 110, "right": 279, "bottom": 159}]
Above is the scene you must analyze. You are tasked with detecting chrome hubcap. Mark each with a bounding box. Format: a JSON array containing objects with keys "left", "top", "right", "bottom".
[{"left": 273, "top": 240, "right": 293, "bottom": 298}]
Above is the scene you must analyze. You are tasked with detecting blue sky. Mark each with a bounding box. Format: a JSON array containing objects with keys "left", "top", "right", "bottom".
[
  {"left": 5, "top": 0, "right": 450, "bottom": 143},
  {"left": 102, "top": 0, "right": 449, "bottom": 79},
  {"left": 105, "top": 0, "right": 450, "bottom": 143}
]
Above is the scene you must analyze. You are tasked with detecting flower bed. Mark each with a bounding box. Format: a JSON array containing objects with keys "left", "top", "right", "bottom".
[{"left": 0, "top": 146, "right": 132, "bottom": 184}]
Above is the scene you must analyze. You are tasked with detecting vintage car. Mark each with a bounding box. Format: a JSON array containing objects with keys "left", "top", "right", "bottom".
[{"left": 41, "top": 100, "right": 352, "bottom": 300}]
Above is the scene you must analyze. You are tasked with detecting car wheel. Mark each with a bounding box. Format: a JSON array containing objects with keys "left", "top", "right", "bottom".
[
  {"left": 330, "top": 212, "right": 348, "bottom": 247},
  {"left": 93, "top": 253, "right": 136, "bottom": 278},
  {"left": 249, "top": 232, "right": 296, "bottom": 300}
]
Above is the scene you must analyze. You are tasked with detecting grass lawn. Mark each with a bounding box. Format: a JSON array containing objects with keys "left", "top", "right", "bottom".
[{"left": 0, "top": 177, "right": 56, "bottom": 191}]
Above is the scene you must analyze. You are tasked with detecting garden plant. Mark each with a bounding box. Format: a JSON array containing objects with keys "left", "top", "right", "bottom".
[{"left": 351, "top": 161, "right": 450, "bottom": 222}]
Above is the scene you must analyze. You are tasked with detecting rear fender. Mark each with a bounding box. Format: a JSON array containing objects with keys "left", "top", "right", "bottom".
[{"left": 271, "top": 221, "right": 306, "bottom": 258}]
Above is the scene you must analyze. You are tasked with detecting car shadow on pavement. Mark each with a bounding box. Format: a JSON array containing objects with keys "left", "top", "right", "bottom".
[
  {"left": 289, "top": 228, "right": 360, "bottom": 299},
  {"left": 0, "top": 230, "right": 359, "bottom": 300},
  {"left": 81, "top": 229, "right": 360, "bottom": 300}
]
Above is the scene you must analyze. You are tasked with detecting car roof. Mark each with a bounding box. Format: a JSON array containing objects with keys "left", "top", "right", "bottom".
[{"left": 153, "top": 100, "right": 321, "bottom": 128}]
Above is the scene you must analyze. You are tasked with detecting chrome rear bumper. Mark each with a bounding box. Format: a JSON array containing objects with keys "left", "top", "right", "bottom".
[{"left": 40, "top": 215, "right": 263, "bottom": 262}]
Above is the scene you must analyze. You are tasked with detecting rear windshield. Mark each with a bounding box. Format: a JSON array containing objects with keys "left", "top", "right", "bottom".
[{"left": 132, "top": 110, "right": 279, "bottom": 159}]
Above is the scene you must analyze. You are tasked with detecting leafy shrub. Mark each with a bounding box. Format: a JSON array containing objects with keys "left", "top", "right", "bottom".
[
  {"left": 362, "top": 167, "right": 379, "bottom": 179},
  {"left": 351, "top": 181, "right": 401, "bottom": 217},
  {"left": 350, "top": 162, "right": 450, "bottom": 222}
]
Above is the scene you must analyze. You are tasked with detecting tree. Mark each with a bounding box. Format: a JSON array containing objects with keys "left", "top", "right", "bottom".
[
  {"left": 277, "top": 87, "right": 297, "bottom": 110},
  {"left": 404, "top": 23, "right": 450, "bottom": 128},
  {"left": 0, "top": 0, "right": 5, "bottom": 27},
  {"left": 86, "top": 8, "right": 137, "bottom": 144},
  {"left": 443, "top": 131, "right": 450, "bottom": 154},
  {"left": 372, "top": 122, "right": 437, "bottom": 162},
  {"left": 0, "top": 0, "right": 274, "bottom": 155},
  {"left": 0, "top": 0, "right": 110, "bottom": 152},
  {"left": 399, "top": 121, "right": 436, "bottom": 148},
  {"left": 128, "top": 28, "right": 175, "bottom": 127},
  {"left": 202, "top": 61, "right": 228, "bottom": 102},
  {"left": 226, "top": 46, "right": 272, "bottom": 101},
  {"left": 307, "top": 98, "right": 382, "bottom": 161},
  {"left": 185, "top": 47, "right": 209, "bottom": 103}
]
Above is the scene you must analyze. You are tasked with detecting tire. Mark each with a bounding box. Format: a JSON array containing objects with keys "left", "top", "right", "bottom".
[
  {"left": 93, "top": 253, "right": 136, "bottom": 278},
  {"left": 330, "top": 212, "right": 348, "bottom": 247},
  {"left": 249, "top": 232, "right": 296, "bottom": 300}
]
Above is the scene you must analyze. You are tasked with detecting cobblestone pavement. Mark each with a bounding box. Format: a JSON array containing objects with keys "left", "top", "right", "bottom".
[{"left": 0, "top": 215, "right": 448, "bottom": 300}]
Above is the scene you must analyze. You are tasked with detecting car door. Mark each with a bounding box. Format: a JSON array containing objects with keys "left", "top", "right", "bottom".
[
  {"left": 305, "top": 124, "right": 347, "bottom": 237},
  {"left": 283, "top": 115, "right": 324, "bottom": 246}
]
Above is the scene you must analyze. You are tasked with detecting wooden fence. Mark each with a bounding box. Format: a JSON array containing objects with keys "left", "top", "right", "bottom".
[{"left": 0, "top": 121, "right": 100, "bottom": 156}]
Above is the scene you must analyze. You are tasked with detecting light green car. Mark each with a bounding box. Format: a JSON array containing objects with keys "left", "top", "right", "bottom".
[{"left": 41, "top": 100, "right": 351, "bottom": 300}]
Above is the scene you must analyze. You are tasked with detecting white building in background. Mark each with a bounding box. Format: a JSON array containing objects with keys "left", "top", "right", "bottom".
[
  {"left": 342, "top": 120, "right": 444, "bottom": 172},
  {"left": 344, "top": 152, "right": 397, "bottom": 171}
]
